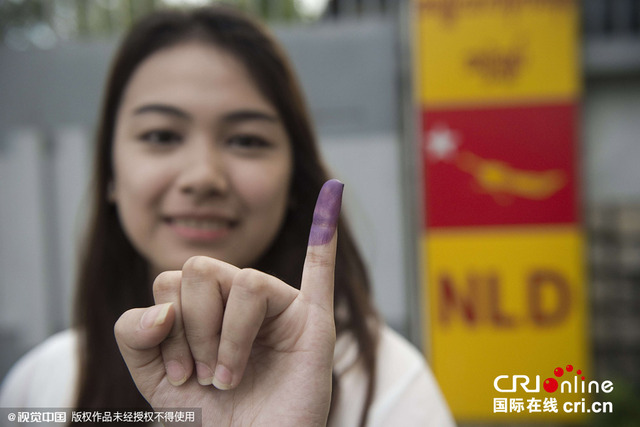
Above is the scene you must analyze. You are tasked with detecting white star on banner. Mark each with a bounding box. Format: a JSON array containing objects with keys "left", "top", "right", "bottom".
[{"left": 425, "top": 123, "right": 460, "bottom": 162}]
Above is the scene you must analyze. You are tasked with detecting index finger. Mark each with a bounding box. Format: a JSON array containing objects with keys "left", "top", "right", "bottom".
[{"left": 300, "top": 179, "right": 344, "bottom": 312}]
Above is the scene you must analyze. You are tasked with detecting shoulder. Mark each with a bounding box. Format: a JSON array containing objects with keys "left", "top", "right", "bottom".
[
  {"left": 369, "top": 325, "right": 456, "bottom": 426},
  {"left": 331, "top": 323, "right": 456, "bottom": 427},
  {"left": 376, "top": 324, "right": 426, "bottom": 381},
  {"left": 0, "top": 329, "right": 79, "bottom": 407}
]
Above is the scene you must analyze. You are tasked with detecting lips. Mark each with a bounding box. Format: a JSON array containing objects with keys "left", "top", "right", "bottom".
[
  {"left": 170, "top": 217, "right": 231, "bottom": 231},
  {"left": 165, "top": 215, "right": 237, "bottom": 241}
]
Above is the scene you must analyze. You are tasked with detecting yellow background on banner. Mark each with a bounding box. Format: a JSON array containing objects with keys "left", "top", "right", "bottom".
[
  {"left": 423, "top": 227, "right": 589, "bottom": 421},
  {"left": 415, "top": 0, "right": 579, "bottom": 105}
]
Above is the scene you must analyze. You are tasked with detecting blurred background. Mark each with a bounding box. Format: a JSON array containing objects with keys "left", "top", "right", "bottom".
[{"left": 0, "top": 0, "right": 639, "bottom": 425}]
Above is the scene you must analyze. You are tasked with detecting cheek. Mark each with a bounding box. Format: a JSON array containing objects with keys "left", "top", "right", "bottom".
[
  {"left": 112, "top": 149, "right": 173, "bottom": 216},
  {"left": 233, "top": 159, "right": 291, "bottom": 215}
]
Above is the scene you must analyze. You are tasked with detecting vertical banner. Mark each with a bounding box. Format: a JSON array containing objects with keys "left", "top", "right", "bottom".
[{"left": 414, "top": 0, "right": 591, "bottom": 422}]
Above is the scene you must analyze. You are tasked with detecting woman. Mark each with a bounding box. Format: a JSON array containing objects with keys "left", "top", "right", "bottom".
[{"left": 0, "top": 5, "right": 454, "bottom": 426}]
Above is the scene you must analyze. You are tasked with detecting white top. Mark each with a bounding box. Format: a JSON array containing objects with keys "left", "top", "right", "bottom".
[{"left": 0, "top": 325, "right": 455, "bottom": 426}]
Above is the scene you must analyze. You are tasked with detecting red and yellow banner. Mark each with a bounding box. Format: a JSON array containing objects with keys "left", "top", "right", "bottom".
[
  {"left": 425, "top": 228, "right": 589, "bottom": 421},
  {"left": 422, "top": 104, "right": 579, "bottom": 227},
  {"left": 414, "top": 0, "right": 588, "bottom": 422},
  {"left": 415, "top": 0, "right": 579, "bottom": 106}
]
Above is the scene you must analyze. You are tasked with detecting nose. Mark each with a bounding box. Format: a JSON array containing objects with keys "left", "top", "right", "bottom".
[{"left": 178, "top": 138, "right": 229, "bottom": 199}]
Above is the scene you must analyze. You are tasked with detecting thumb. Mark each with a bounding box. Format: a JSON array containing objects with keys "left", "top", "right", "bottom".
[
  {"left": 300, "top": 179, "right": 344, "bottom": 312},
  {"left": 114, "top": 302, "right": 175, "bottom": 396}
]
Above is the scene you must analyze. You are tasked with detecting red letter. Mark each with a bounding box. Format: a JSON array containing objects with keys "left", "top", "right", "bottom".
[
  {"left": 439, "top": 273, "right": 479, "bottom": 326},
  {"left": 488, "top": 272, "right": 516, "bottom": 327},
  {"left": 528, "top": 270, "right": 570, "bottom": 326}
]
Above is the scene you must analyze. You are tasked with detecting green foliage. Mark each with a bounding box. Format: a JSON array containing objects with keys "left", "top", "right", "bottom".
[
  {"left": 0, "top": 0, "right": 310, "bottom": 49},
  {"left": 588, "top": 378, "right": 640, "bottom": 427}
]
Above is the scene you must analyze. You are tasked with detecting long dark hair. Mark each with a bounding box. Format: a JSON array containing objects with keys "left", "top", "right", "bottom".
[{"left": 73, "top": 5, "right": 378, "bottom": 426}]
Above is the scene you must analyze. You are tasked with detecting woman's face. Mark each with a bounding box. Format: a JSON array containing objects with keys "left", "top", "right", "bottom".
[{"left": 112, "top": 42, "right": 293, "bottom": 274}]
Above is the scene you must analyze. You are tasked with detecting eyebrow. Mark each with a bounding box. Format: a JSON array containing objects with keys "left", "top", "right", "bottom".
[
  {"left": 221, "top": 110, "right": 279, "bottom": 124},
  {"left": 133, "top": 104, "right": 190, "bottom": 119},
  {"left": 132, "top": 104, "right": 279, "bottom": 124}
]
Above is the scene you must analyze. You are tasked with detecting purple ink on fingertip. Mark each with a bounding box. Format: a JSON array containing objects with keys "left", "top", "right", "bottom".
[{"left": 308, "top": 179, "right": 344, "bottom": 246}]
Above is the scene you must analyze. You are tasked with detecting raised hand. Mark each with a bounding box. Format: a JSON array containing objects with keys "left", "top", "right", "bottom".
[{"left": 114, "top": 179, "right": 344, "bottom": 427}]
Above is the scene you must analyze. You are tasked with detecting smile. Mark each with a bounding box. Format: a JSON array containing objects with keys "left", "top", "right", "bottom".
[
  {"left": 171, "top": 217, "right": 231, "bottom": 231},
  {"left": 166, "top": 216, "right": 236, "bottom": 241}
]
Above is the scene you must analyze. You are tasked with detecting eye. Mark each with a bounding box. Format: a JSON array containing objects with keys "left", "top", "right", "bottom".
[
  {"left": 139, "top": 129, "right": 182, "bottom": 145},
  {"left": 227, "top": 134, "right": 272, "bottom": 150}
]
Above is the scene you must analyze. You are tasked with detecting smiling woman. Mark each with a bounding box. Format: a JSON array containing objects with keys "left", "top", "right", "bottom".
[
  {"left": 0, "top": 4, "right": 454, "bottom": 427},
  {"left": 112, "top": 42, "right": 293, "bottom": 274}
]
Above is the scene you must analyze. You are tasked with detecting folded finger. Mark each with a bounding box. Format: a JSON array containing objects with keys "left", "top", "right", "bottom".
[
  {"left": 214, "top": 268, "right": 298, "bottom": 390},
  {"left": 181, "top": 256, "right": 238, "bottom": 386},
  {"left": 153, "top": 270, "right": 192, "bottom": 386}
]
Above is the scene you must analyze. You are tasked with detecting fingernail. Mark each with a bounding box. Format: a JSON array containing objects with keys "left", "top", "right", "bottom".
[
  {"left": 166, "top": 360, "right": 187, "bottom": 386},
  {"left": 140, "top": 302, "right": 172, "bottom": 329},
  {"left": 196, "top": 362, "right": 214, "bottom": 386},
  {"left": 212, "top": 364, "right": 232, "bottom": 390},
  {"left": 308, "top": 179, "right": 344, "bottom": 246}
]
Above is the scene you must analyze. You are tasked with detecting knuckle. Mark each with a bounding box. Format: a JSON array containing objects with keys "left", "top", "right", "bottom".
[
  {"left": 234, "top": 268, "right": 268, "bottom": 296},
  {"left": 153, "top": 271, "right": 181, "bottom": 297},
  {"left": 305, "top": 250, "right": 334, "bottom": 270},
  {"left": 220, "top": 335, "right": 243, "bottom": 359},
  {"left": 182, "top": 255, "right": 214, "bottom": 275},
  {"left": 182, "top": 256, "right": 228, "bottom": 285}
]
